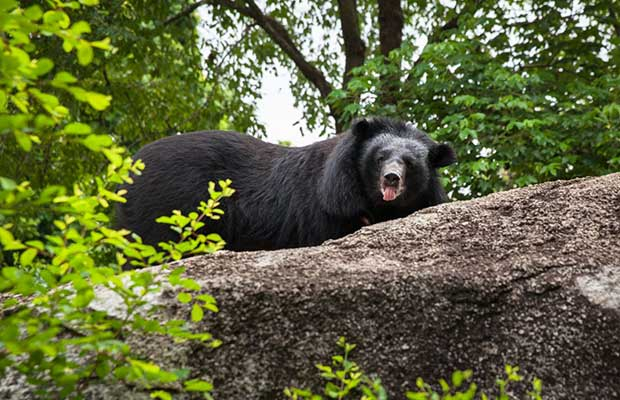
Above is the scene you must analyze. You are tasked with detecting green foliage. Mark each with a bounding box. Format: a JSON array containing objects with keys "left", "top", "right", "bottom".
[
  {"left": 407, "top": 365, "right": 543, "bottom": 400},
  {"left": 332, "top": 0, "right": 620, "bottom": 199},
  {"left": 284, "top": 337, "right": 387, "bottom": 400},
  {"left": 0, "top": 2, "right": 234, "bottom": 398},
  {"left": 0, "top": 174, "right": 232, "bottom": 397},
  {"left": 202, "top": 0, "right": 619, "bottom": 198},
  {"left": 285, "top": 338, "right": 544, "bottom": 400},
  {"left": 0, "top": 0, "right": 256, "bottom": 190}
]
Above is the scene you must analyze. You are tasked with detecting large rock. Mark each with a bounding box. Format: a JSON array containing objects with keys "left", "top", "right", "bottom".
[{"left": 5, "top": 173, "right": 620, "bottom": 399}]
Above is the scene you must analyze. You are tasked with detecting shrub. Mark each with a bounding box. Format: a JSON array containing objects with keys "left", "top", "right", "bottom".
[
  {"left": 0, "top": 2, "right": 233, "bottom": 398},
  {"left": 285, "top": 337, "right": 543, "bottom": 400}
]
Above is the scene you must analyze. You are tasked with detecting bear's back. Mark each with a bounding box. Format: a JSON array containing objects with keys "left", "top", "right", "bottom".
[
  {"left": 135, "top": 130, "right": 284, "bottom": 171},
  {"left": 117, "top": 131, "right": 343, "bottom": 250}
]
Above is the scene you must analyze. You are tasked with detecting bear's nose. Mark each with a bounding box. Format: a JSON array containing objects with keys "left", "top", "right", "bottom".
[{"left": 384, "top": 172, "right": 400, "bottom": 186}]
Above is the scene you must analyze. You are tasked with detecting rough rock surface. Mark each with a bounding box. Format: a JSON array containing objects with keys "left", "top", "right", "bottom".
[{"left": 4, "top": 173, "right": 620, "bottom": 399}]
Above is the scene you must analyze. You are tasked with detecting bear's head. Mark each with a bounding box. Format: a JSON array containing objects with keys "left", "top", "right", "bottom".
[
  {"left": 354, "top": 117, "right": 456, "bottom": 206},
  {"left": 319, "top": 117, "right": 456, "bottom": 219}
]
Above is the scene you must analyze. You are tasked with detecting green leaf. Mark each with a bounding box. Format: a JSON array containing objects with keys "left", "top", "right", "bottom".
[
  {"left": 167, "top": 267, "right": 186, "bottom": 285},
  {"left": 203, "top": 303, "right": 219, "bottom": 313},
  {"left": 14, "top": 130, "right": 32, "bottom": 151},
  {"left": 71, "top": 21, "right": 91, "bottom": 35},
  {"left": 77, "top": 43, "right": 94, "bottom": 66},
  {"left": 25, "top": 240, "right": 44, "bottom": 251},
  {"left": 196, "top": 293, "right": 216, "bottom": 304},
  {"left": 91, "top": 37, "right": 111, "bottom": 50},
  {"left": 82, "top": 134, "right": 113, "bottom": 151},
  {"left": 439, "top": 378, "right": 450, "bottom": 393},
  {"left": 191, "top": 303, "right": 204, "bottom": 322},
  {"left": 0, "top": 177, "right": 16, "bottom": 190},
  {"left": 43, "top": 10, "right": 70, "bottom": 29},
  {"left": 454, "top": 95, "right": 477, "bottom": 106},
  {"left": 9, "top": 100, "right": 28, "bottom": 117},
  {"left": 34, "top": 114, "right": 55, "bottom": 129},
  {"left": 325, "top": 382, "right": 340, "bottom": 397},
  {"left": 532, "top": 377, "right": 542, "bottom": 392},
  {"left": 64, "top": 122, "right": 92, "bottom": 135},
  {"left": 63, "top": 1, "right": 81, "bottom": 10},
  {"left": 0, "top": 90, "right": 6, "bottom": 112},
  {"left": 177, "top": 292, "right": 192, "bottom": 304},
  {"left": 19, "top": 248, "right": 37, "bottom": 266},
  {"left": 184, "top": 379, "right": 213, "bottom": 392},
  {"left": 206, "top": 233, "right": 222, "bottom": 242},
  {"left": 62, "top": 39, "right": 74, "bottom": 53},
  {"left": 452, "top": 370, "right": 470, "bottom": 388},
  {"left": 32, "top": 58, "right": 54, "bottom": 76},
  {"left": 7, "top": 46, "right": 30, "bottom": 65},
  {"left": 0, "top": 0, "right": 17, "bottom": 12},
  {"left": 178, "top": 278, "right": 201, "bottom": 291},
  {"left": 52, "top": 71, "right": 78, "bottom": 85},
  {"left": 85, "top": 91, "right": 111, "bottom": 110},
  {"left": 150, "top": 391, "right": 172, "bottom": 400},
  {"left": 0, "top": 227, "right": 15, "bottom": 245}
]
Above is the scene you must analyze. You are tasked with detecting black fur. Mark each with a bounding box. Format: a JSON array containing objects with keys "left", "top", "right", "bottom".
[{"left": 116, "top": 117, "right": 456, "bottom": 251}]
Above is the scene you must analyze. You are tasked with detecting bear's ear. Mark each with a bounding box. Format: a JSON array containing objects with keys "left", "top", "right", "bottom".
[
  {"left": 350, "top": 118, "right": 375, "bottom": 141},
  {"left": 429, "top": 143, "right": 457, "bottom": 168}
]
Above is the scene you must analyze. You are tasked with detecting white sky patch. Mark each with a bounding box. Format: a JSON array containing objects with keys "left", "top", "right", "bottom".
[
  {"left": 257, "top": 66, "right": 320, "bottom": 146},
  {"left": 197, "top": 5, "right": 326, "bottom": 146}
]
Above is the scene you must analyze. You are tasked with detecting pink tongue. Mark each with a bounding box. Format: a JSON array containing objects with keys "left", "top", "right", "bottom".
[{"left": 382, "top": 186, "right": 397, "bottom": 201}]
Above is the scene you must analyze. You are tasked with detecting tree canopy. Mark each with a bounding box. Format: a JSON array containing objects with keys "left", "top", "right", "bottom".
[
  {"left": 176, "top": 0, "right": 619, "bottom": 197},
  {"left": 0, "top": 0, "right": 256, "bottom": 189},
  {"left": 3, "top": 0, "right": 619, "bottom": 197}
]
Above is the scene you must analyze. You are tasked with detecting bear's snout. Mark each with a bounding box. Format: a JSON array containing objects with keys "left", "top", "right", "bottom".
[
  {"left": 380, "top": 160, "right": 406, "bottom": 202},
  {"left": 384, "top": 172, "right": 400, "bottom": 186}
]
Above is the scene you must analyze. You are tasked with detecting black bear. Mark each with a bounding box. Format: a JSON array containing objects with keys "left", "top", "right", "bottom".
[{"left": 116, "top": 117, "right": 456, "bottom": 251}]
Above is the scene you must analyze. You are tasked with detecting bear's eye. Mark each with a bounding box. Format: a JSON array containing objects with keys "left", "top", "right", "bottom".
[
  {"left": 376, "top": 155, "right": 385, "bottom": 164},
  {"left": 404, "top": 158, "right": 415, "bottom": 168}
]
